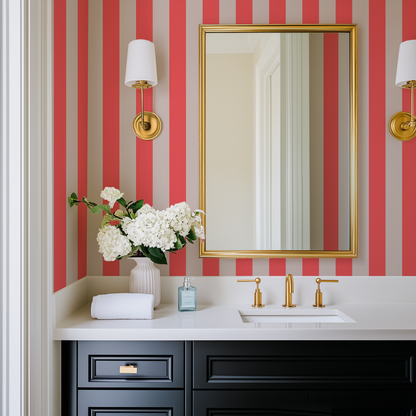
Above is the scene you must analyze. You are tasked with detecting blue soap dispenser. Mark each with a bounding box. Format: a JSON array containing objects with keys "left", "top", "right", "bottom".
[{"left": 178, "top": 277, "right": 197, "bottom": 312}]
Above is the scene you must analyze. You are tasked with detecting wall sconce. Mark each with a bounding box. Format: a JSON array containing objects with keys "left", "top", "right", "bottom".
[
  {"left": 389, "top": 40, "right": 416, "bottom": 141},
  {"left": 125, "top": 39, "right": 162, "bottom": 141}
]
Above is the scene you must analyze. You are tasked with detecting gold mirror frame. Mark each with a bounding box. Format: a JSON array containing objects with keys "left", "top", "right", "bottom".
[{"left": 199, "top": 24, "right": 357, "bottom": 259}]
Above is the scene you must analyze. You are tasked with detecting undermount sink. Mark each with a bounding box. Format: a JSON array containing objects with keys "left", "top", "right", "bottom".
[{"left": 239, "top": 308, "right": 355, "bottom": 324}]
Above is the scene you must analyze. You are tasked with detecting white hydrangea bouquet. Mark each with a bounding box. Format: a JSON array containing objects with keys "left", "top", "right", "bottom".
[{"left": 68, "top": 187, "right": 205, "bottom": 265}]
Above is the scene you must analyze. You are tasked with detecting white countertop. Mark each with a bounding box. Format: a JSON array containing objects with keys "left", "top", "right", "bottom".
[{"left": 53, "top": 303, "right": 416, "bottom": 341}]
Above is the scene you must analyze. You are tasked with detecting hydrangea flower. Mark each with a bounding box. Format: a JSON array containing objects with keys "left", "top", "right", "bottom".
[
  {"left": 97, "top": 224, "right": 131, "bottom": 261},
  {"left": 100, "top": 187, "right": 124, "bottom": 208}
]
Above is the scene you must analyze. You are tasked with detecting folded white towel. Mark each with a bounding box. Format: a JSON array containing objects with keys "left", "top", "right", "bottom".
[{"left": 91, "top": 293, "right": 154, "bottom": 320}]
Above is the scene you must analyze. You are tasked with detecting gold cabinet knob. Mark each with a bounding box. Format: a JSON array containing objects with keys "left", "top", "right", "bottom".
[
  {"left": 237, "top": 277, "right": 265, "bottom": 308},
  {"left": 313, "top": 278, "right": 338, "bottom": 308}
]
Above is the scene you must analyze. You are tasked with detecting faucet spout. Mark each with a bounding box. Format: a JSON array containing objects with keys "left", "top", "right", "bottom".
[{"left": 282, "top": 274, "right": 296, "bottom": 308}]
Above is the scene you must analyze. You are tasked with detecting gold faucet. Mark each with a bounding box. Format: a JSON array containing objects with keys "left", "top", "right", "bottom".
[
  {"left": 313, "top": 278, "right": 338, "bottom": 307},
  {"left": 237, "top": 277, "right": 265, "bottom": 308},
  {"left": 282, "top": 274, "right": 296, "bottom": 308}
]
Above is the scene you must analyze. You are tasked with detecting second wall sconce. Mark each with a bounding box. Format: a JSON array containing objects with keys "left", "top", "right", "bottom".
[
  {"left": 125, "top": 39, "right": 162, "bottom": 140},
  {"left": 389, "top": 40, "right": 416, "bottom": 141}
]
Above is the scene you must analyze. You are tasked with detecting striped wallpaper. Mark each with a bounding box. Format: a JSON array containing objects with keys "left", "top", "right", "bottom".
[{"left": 54, "top": 0, "right": 416, "bottom": 292}]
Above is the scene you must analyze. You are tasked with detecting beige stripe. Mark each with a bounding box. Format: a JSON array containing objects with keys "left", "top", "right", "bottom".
[
  {"left": 251, "top": 0, "right": 268, "bottom": 277},
  {"left": 66, "top": 0, "right": 78, "bottom": 285},
  {"left": 153, "top": 0, "right": 170, "bottom": 276},
  {"left": 338, "top": 33, "right": 350, "bottom": 251},
  {"left": 219, "top": 0, "right": 236, "bottom": 24},
  {"left": 119, "top": 0, "right": 137, "bottom": 277},
  {"left": 352, "top": 0, "right": 369, "bottom": 275},
  {"left": 219, "top": 258, "right": 236, "bottom": 276},
  {"left": 186, "top": 0, "right": 203, "bottom": 276},
  {"left": 253, "top": 259, "right": 269, "bottom": 277},
  {"left": 252, "top": 0, "right": 269, "bottom": 23},
  {"left": 319, "top": 0, "right": 335, "bottom": 23},
  {"left": 309, "top": 33, "right": 324, "bottom": 251},
  {"left": 385, "top": 0, "right": 402, "bottom": 276},
  {"left": 285, "top": 0, "right": 303, "bottom": 274},
  {"left": 87, "top": 0, "right": 103, "bottom": 276},
  {"left": 286, "top": 0, "right": 302, "bottom": 24}
]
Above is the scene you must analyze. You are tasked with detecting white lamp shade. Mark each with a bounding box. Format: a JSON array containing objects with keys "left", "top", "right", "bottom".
[
  {"left": 125, "top": 39, "right": 158, "bottom": 87},
  {"left": 396, "top": 39, "right": 416, "bottom": 87}
]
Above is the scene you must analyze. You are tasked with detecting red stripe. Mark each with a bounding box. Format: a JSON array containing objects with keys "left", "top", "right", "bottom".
[
  {"left": 336, "top": 0, "right": 352, "bottom": 24},
  {"left": 78, "top": 0, "right": 88, "bottom": 280},
  {"left": 302, "top": 0, "right": 319, "bottom": 24},
  {"left": 202, "top": 0, "right": 220, "bottom": 276},
  {"left": 269, "top": 0, "right": 285, "bottom": 23},
  {"left": 368, "top": 0, "right": 386, "bottom": 276},
  {"left": 203, "top": 0, "right": 219, "bottom": 23},
  {"left": 323, "top": 33, "right": 339, "bottom": 251},
  {"left": 169, "top": 0, "right": 187, "bottom": 276},
  {"left": 269, "top": 0, "right": 286, "bottom": 275},
  {"left": 236, "top": 0, "right": 252, "bottom": 24},
  {"left": 235, "top": 0, "right": 253, "bottom": 275},
  {"left": 301, "top": 0, "right": 319, "bottom": 276},
  {"left": 102, "top": 0, "right": 120, "bottom": 276},
  {"left": 269, "top": 258, "right": 286, "bottom": 276},
  {"left": 136, "top": 0, "right": 154, "bottom": 207},
  {"left": 335, "top": 0, "right": 353, "bottom": 276},
  {"left": 402, "top": 0, "right": 416, "bottom": 275},
  {"left": 54, "top": 0, "right": 67, "bottom": 292},
  {"left": 236, "top": 259, "right": 253, "bottom": 276}
]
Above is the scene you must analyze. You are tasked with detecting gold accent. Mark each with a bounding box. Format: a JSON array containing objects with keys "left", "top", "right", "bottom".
[
  {"left": 131, "top": 81, "right": 162, "bottom": 141},
  {"left": 282, "top": 274, "right": 296, "bottom": 308},
  {"left": 119, "top": 365, "right": 137, "bottom": 374},
  {"left": 133, "top": 111, "right": 162, "bottom": 141},
  {"left": 312, "top": 278, "right": 338, "bottom": 308},
  {"left": 389, "top": 81, "right": 416, "bottom": 141},
  {"left": 199, "top": 24, "right": 358, "bottom": 259},
  {"left": 237, "top": 277, "right": 265, "bottom": 308}
]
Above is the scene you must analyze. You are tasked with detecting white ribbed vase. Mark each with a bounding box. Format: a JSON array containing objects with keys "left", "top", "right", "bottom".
[{"left": 129, "top": 257, "right": 161, "bottom": 308}]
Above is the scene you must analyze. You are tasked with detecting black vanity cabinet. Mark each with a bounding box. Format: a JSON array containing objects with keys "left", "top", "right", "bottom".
[{"left": 62, "top": 340, "right": 416, "bottom": 416}]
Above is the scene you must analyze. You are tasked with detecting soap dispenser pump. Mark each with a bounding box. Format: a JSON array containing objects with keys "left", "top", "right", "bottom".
[{"left": 178, "top": 277, "right": 197, "bottom": 312}]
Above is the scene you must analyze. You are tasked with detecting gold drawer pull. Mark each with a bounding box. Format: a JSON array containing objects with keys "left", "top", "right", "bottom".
[{"left": 119, "top": 365, "right": 137, "bottom": 374}]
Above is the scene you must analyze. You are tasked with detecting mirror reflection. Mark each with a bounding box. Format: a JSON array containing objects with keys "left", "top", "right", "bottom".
[{"left": 200, "top": 25, "right": 357, "bottom": 258}]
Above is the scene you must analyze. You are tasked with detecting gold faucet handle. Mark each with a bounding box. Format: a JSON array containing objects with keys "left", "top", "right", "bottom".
[
  {"left": 237, "top": 278, "right": 265, "bottom": 308},
  {"left": 313, "top": 278, "right": 339, "bottom": 308}
]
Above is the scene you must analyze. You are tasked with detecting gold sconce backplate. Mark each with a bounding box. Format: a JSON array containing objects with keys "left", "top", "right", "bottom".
[
  {"left": 389, "top": 111, "right": 416, "bottom": 141},
  {"left": 133, "top": 111, "right": 162, "bottom": 141}
]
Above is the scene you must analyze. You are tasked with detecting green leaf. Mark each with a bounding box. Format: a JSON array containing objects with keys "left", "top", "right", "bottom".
[
  {"left": 91, "top": 204, "right": 111, "bottom": 215},
  {"left": 71, "top": 192, "right": 77, "bottom": 199},
  {"left": 118, "top": 197, "right": 127, "bottom": 207},
  {"left": 175, "top": 238, "right": 183, "bottom": 250},
  {"left": 148, "top": 247, "right": 163, "bottom": 259},
  {"left": 187, "top": 227, "right": 197, "bottom": 241},
  {"left": 68, "top": 197, "right": 78, "bottom": 207},
  {"left": 130, "top": 199, "right": 144, "bottom": 214},
  {"left": 141, "top": 245, "right": 167, "bottom": 265},
  {"left": 101, "top": 214, "right": 114, "bottom": 228}
]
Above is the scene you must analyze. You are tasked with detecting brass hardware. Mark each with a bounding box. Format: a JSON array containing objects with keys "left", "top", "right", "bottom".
[
  {"left": 119, "top": 365, "right": 137, "bottom": 374},
  {"left": 131, "top": 80, "right": 162, "bottom": 141},
  {"left": 282, "top": 273, "right": 296, "bottom": 308},
  {"left": 389, "top": 81, "right": 416, "bottom": 141},
  {"left": 237, "top": 277, "right": 265, "bottom": 308},
  {"left": 313, "top": 278, "right": 338, "bottom": 308}
]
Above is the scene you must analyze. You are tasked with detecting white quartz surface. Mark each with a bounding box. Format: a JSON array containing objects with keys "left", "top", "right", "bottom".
[{"left": 53, "top": 303, "right": 416, "bottom": 341}]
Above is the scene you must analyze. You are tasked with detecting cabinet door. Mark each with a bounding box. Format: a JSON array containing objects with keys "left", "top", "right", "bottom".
[
  {"left": 193, "top": 341, "right": 416, "bottom": 391},
  {"left": 193, "top": 391, "right": 309, "bottom": 415},
  {"left": 78, "top": 341, "right": 184, "bottom": 389},
  {"left": 309, "top": 390, "right": 416, "bottom": 416},
  {"left": 78, "top": 390, "right": 184, "bottom": 416}
]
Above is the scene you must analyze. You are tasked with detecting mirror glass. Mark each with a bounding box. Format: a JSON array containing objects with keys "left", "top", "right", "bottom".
[{"left": 200, "top": 25, "right": 357, "bottom": 258}]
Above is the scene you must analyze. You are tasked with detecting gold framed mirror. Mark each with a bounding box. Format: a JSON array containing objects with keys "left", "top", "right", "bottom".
[{"left": 199, "top": 24, "right": 357, "bottom": 259}]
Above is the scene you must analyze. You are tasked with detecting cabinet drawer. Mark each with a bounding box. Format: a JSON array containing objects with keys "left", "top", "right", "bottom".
[
  {"left": 78, "top": 389, "right": 184, "bottom": 416},
  {"left": 78, "top": 341, "right": 184, "bottom": 388},
  {"left": 193, "top": 341, "right": 416, "bottom": 390}
]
